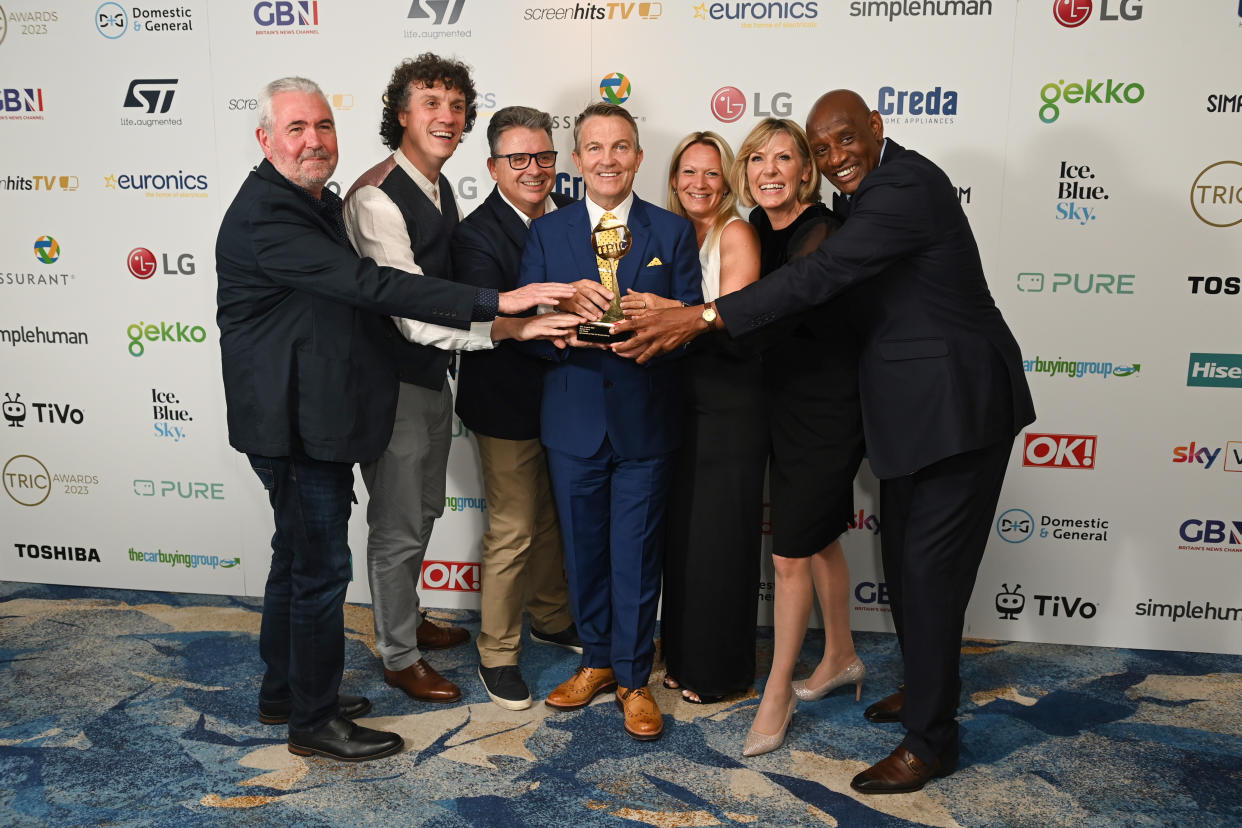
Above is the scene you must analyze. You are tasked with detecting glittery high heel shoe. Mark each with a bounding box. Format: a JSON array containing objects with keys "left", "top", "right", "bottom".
[
  {"left": 742, "top": 692, "right": 797, "bottom": 757},
  {"left": 792, "top": 657, "right": 866, "bottom": 702}
]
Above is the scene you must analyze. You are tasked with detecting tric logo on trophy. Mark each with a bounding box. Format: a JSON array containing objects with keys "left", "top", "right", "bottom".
[{"left": 577, "top": 211, "right": 633, "bottom": 343}]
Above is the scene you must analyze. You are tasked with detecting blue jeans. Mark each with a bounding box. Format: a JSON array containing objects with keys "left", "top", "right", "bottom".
[{"left": 249, "top": 453, "right": 354, "bottom": 731}]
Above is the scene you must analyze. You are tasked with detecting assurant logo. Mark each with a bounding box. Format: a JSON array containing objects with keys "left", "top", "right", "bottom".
[
  {"left": 33, "top": 236, "right": 60, "bottom": 264},
  {"left": 599, "top": 73, "right": 631, "bottom": 105}
]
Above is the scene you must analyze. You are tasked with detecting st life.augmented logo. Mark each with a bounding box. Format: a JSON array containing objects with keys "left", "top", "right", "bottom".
[
  {"left": 1187, "top": 353, "right": 1242, "bottom": 388},
  {"left": 408, "top": 0, "right": 463, "bottom": 24},
  {"left": 1023, "top": 432, "right": 1097, "bottom": 469},
  {"left": 2, "top": 393, "right": 84, "bottom": 428},
  {"left": 123, "top": 79, "right": 176, "bottom": 114},
  {"left": 1053, "top": 0, "right": 1142, "bottom": 28},
  {"left": 254, "top": 1, "right": 319, "bottom": 34},
  {"left": 877, "top": 85, "right": 957, "bottom": 125},
  {"left": 1, "top": 87, "right": 44, "bottom": 121},
  {"left": 151, "top": 388, "right": 192, "bottom": 443},
  {"left": 710, "top": 86, "right": 791, "bottom": 123},
  {"left": 1055, "top": 161, "right": 1109, "bottom": 225},
  {"left": 1017, "top": 270, "right": 1133, "bottom": 295},
  {"left": 128, "top": 247, "right": 195, "bottom": 279},
  {"left": 1172, "top": 441, "right": 1242, "bottom": 472},
  {"left": 1190, "top": 161, "right": 1242, "bottom": 228}
]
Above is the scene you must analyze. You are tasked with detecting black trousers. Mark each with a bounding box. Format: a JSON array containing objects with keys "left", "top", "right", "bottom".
[{"left": 879, "top": 438, "right": 1014, "bottom": 765}]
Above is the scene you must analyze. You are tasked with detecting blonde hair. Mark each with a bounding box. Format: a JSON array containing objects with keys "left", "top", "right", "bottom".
[
  {"left": 666, "top": 131, "right": 741, "bottom": 243},
  {"left": 730, "top": 118, "right": 821, "bottom": 209}
]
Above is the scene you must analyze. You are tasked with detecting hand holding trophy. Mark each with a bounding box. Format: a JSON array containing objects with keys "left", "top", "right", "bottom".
[{"left": 577, "top": 211, "right": 634, "bottom": 343}]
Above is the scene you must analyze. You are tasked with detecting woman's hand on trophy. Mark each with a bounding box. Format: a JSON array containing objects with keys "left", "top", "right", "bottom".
[
  {"left": 490, "top": 312, "right": 581, "bottom": 345},
  {"left": 620, "top": 289, "right": 681, "bottom": 318}
]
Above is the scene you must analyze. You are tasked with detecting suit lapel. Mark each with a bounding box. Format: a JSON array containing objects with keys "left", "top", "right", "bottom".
[
  {"left": 619, "top": 196, "right": 651, "bottom": 293},
  {"left": 486, "top": 188, "right": 529, "bottom": 254},
  {"left": 565, "top": 201, "right": 599, "bottom": 282}
]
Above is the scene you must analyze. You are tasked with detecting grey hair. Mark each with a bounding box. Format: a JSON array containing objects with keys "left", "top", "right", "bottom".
[
  {"left": 258, "top": 76, "right": 327, "bottom": 133},
  {"left": 486, "top": 106, "right": 554, "bottom": 156},
  {"left": 572, "top": 102, "right": 640, "bottom": 153}
]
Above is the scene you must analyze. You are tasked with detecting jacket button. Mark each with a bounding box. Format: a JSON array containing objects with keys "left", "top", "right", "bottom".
[{"left": 604, "top": 380, "right": 613, "bottom": 389}]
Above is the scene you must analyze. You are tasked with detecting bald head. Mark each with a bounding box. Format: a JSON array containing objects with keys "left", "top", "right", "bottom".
[{"left": 805, "top": 88, "right": 884, "bottom": 195}]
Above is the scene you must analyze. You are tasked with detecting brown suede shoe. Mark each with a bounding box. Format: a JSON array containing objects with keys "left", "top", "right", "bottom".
[
  {"left": 384, "top": 658, "right": 461, "bottom": 703},
  {"left": 850, "top": 747, "right": 955, "bottom": 794},
  {"left": 864, "top": 687, "right": 905, "bottom": 723},
  {"left": 544, "top": 666, "right": 617, "bottom": 711},
  {"left": 416, "top": 614, "right": 470, "bottom": 650},
  {"left": 615, "top": 685, "right": 664, "bottom": 742}
]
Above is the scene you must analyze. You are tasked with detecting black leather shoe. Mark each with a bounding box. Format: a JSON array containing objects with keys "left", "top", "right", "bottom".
[
  {"left": 287, "top": 716, "right": 403, "bottom": 762},
  {"left": 531, "top": 622, "right": 584, "bottom": 654},
  {"left": 850, "top": 747, "right": 956, "bottom": 794},
  {"left": 864, "top": 687, "right": 904, "bottom": 723},
  {"left": 258, "top": 694, "right": 372, "bottom": 725}
]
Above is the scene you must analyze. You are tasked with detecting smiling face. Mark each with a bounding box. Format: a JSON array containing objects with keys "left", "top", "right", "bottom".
[
  {"left": 805, "top": 90, "right": 884, "bottom": 196},
  {"left": 488, "top": 125, "right": 556, "bottom": 219},
  {"left": 745, "top": 130, "right": 811, "bottom": 216},
  {"left": 572, "top": 114, "right": 643, "bottom": 210},
  {"left": 673, "top": 142, "right": 727, "bottom": 225},
  {"left": 257, "top": 90, "right": 338, "bottom": 197},
  {"left": 399, "top": 81, "right": 466, "bottom": 180}
]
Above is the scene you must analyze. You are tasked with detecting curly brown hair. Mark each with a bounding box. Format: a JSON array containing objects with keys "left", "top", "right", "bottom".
[{"left": 379, "top": 53, "right": 477, "bottom": 151}]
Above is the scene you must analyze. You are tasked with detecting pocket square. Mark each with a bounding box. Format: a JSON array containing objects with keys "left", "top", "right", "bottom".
[{"left": 646, "top": 257, "right": 663, "bottom": 267}]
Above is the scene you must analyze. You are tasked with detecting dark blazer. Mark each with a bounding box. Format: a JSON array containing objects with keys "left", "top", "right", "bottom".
[
  {"left": 716, "top": 140, "right": 1035, "bottom": 478},
  {"left": 215, "top": 159, "right": 479, "bottom": 464},
  {"left": 451, "top": 186, "right": 575, "bottom": 440},
  {"left": 518, "top": 195, "right": 703, "bottom": 459}
]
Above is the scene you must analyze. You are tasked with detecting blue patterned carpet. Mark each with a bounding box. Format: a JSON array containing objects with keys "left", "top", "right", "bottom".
[{"left": 1, "top": 581, "right": 1239, "bottom": 827}]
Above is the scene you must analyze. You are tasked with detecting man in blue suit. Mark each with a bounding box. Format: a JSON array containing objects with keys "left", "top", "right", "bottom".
[
  {"left": 616, "top": 90, "right": 1035, "bottom": 789},
  {"left": 518, "top": 102, "right": 702, "bottom": 741}
]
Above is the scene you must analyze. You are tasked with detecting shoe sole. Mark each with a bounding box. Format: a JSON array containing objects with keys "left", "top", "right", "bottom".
[
  {"left": 530, "top": 634, "right": 584, "bottom": 655},
  {"left": 287, "top": 740, "right": 403, "bottom": 762},
  {"left": 479, "top": 667, "right": 533, "bottom": 711},
  {"left": 864, "top": 710, "right": 901, "bottom": 723},
  {"left": 384, "top": 678, "right": 461, "bottom": 704},
  {"left": 258, "top": 700, "right": 373, "bottom": 726},
  {"left": 544, "top": 681, "right": 617, "bottom": 711}
]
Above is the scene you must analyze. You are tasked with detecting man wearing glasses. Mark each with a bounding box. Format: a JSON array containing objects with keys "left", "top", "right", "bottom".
[
  {"left": 451, "top": 106, "right": 581, "bottom": 711},
  {"left": 342, "top": 53, "right": 486, "bottom": 705}
]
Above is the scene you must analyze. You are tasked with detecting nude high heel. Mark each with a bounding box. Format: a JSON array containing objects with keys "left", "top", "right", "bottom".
[
  {"left": 792, "top": 657, "right": 866, "bottom": 702},
  {"left": 742, "top": 692, "right": 797, "bottom": 757}
]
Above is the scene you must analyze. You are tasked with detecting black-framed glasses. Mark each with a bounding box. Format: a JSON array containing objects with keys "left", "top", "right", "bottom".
[{"left": 492, "top": 151, "right": 558, "bottom": 170}]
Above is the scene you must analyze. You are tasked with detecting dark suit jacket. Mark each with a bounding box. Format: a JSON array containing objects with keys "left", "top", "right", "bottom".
[
  {"left": 716, "top": 140, "right": 1035, "bottom": 479},
  {"left": 215, "top": 159, "right": 479, "bottom": 464},
  {"left": 518, "top": 195, "right": 703, "bottom": 459},
  {"left": 451, "top": 186, "right": 575, "bottom": 440}
]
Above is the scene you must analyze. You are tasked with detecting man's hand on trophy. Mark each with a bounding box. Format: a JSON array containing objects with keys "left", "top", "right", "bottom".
[
  {"left": 491, "top": 313, "right": 581, "bottom": 344},
  {"left": 554, "top": 279, "right": 614, "bottom": 320},
  {"left": 498, "top": 282, "right": 577, "bottom": 314},
  {"left": 611, "top": 305, "right": 710, "bottom": 364},
  {"left": 619, "top": 289, "right": 681, "bottom": 318}
]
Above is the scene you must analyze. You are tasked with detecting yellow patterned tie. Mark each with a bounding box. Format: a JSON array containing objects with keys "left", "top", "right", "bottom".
[{"left": 592, "top": 211, "right": 630, "bottom": 323}]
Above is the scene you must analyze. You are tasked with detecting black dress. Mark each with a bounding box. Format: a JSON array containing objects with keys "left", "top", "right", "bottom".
[
  {"left": 754, "top": 203, "right": 865, "bottom": 558},
  {"left": 661, "top": 233, "right": 768, "bottom": 699}
]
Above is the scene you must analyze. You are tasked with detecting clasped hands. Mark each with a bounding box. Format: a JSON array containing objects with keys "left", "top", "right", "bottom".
[{"left": 549, "top": 280, "right": 710, "bottom": 361}]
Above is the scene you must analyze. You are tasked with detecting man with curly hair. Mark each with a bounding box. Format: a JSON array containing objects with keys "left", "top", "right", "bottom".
[{"left": 343, "top": 53, "right": 482, "bottom": 705}]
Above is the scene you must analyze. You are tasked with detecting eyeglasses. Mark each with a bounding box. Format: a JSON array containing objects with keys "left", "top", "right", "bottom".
[{"left": 492, "top": 151, "right": 558, "bottom": 170}]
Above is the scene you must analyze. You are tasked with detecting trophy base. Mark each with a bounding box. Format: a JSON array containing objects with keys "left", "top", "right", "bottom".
[{"left": 577, "top": 321, "right": 633, "bottom": 344}]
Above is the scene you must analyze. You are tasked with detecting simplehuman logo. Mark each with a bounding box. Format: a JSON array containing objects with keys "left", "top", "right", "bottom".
[
  {"left": 1039, "top": 78, "right": 1143, "bottom": 124},
  {"left": 1190, "top": 161, "right": 1242, "bottom": 228},
  {"left": 1187, "top": 353, "right": 1242, "bottom": 388}
]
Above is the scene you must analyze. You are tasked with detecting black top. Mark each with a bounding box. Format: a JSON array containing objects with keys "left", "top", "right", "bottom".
[{"left": 753, "top": 201, "right": 839, "bottom": 278}]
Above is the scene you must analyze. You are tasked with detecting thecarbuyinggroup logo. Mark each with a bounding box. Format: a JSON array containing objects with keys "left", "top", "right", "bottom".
[
  {"left": 128, "top": 547, "right": 239, "bottom": 569},
  {"left": 1023, "top": 355, "right": 1140, "bottom": 379},
  {"left": 1039, "top": 78, "right": 1144, "bottom": 124}
]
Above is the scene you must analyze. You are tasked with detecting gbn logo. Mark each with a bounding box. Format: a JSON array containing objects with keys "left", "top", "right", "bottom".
[
  {"left": 2, "top": 88, "right": 44, "bottom": 112},
  {"left": 1178, "top": 519, "right": 1242, "bottom": 545},
  {"left": 854, "top": 581, "right": 890, "bottom": 605},
  {"left": 254, "top": 1, "right": 318, "bottom": 26}
]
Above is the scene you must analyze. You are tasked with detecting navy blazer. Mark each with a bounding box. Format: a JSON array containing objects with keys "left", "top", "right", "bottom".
[
  {"left": 716, "top": 140, "right": 1035, "bottom": 478},
  {"left": 451, "top": 186, "right": 575, "bottom": 441},
  {"left": 518, "top": 196, "right": 703, "bottom": 459},
  {"left": 216, "top": 159, "right": 479, "bottom": 464}
]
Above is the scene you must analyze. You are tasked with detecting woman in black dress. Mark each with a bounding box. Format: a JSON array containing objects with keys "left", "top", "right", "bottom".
[{"left": 730, "top": 119, "right": 867, "bottom": 756}]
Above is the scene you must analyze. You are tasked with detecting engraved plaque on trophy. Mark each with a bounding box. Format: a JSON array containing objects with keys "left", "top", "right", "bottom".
[{"left": 577, "top": 213, "right": 634, "bottom": 343}]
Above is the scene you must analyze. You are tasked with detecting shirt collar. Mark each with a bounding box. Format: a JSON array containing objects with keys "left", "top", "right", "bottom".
[
  {"left": 584, "top": 190, "right": 634, "bottom": 228},
  {"left": 498, "top": 188, "right": 558, "bottom": 228},
  {"left": 392, "top": 149, "right": 441, "bottom": 211}
]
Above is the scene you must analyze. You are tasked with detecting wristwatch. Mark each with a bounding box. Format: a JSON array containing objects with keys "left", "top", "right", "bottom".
[{"left": 701, "top": 304, "right": 718, "bottom": 326}]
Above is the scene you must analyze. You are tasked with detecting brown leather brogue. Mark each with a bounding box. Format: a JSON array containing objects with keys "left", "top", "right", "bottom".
[
  {"left": 864, "top": 687, "right": 905, "bottom": 723},
  {"left": 615, "top": 685, "right": 663, "bottom": 741},
  {"left": 850, "top": 747, "right": 955, "bottom": 794},
  {"left": 544, "top": 666, "right": 617, "bottom": 710},
  {"left": 384, "top": 658, "right": 461, "bottom": 703},
  {"left": 416, "top": 614, "right": 470, "bottom": 650}
]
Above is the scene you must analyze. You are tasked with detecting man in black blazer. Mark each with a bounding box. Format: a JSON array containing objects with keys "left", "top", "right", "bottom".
[
  {"left": 451, "top": 106, "right": 580, "bottom": 711},
  {"left": 215, "top": 77, "right": 573, "bottom": 762},
  {"left": 616, "top": 90, "right": 1035, "bottom": 792}
]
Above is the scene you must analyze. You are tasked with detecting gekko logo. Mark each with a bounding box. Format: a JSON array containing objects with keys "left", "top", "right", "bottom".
[
  {"left": 1039, "top": 78, "right": 1143, "bottom": 124},
  {"left": 1, "top": 87, "right": 44, "bottom": 120},
  {"left": 1055, "top": 160, "right": 1109, "bottom": 225},
  {"left": 105, "top": 170, "right": 208, "bottom": 198},
  {"left": 1, "top": 394, "right": 84, "bottom": 428},
  {"left": 133, "top": 479, "right": 224, "bottom": 500},
  {"left": 15, "top": 543, "right": 101, "bottom": 563},
  {"left": 877, "top": 86, "right": 957, "bottom": 125},
  {"left": 33, "top": 235, "right": 60, "bottom": 264},
  {"left": 1177, "top": 518, "right": 1242, "bottom": 552},
  {"left": 1187, "top": 276, "right": 1240, "bottom": 296},
  {"left": 1187, "top": 353, "right": 1242, "bottom": 388},
  {"left": 524, "top": 2, "right": 661, "bottom": 21},
  {"left": 408, "top": 0, "right": 464, "bottom": 24},
  {"left": 126, "top": 321, "right": 208, "bottom": 357},
  {"left": 599, "top": 73, "right": 631, "bottom": 104},
  {"left": 1172, "top": 441, "right": 1242, "bottom": 472},
  {"left": 1022, "top": 433, "right": 1097, "bottom": 469},
  {"left": 254, "top": 1, "right": 319, "bottom": 34},
  {"left": 710, "top": 86, "right": 791, "bottom": 123},
  {"left": 1190, "top": 161, "right": 1242, "bottom": 228},
  {"left": 996, "top": 507, "right": 1110, "bottom": 543},
  {"left": 1023, "top": 355, "right": 1140, "bottom": 380},
  {"left": 1053, "top": 0, "right": 1141, "bottom": 28},
  {"left": 421, "top": 559, "right": 480, "bottom": 592},
  {"left": 128, "top": 247, "right": 195, "bottom": 279},
  {"left": 1017, "top": 271, "right": 1133, "bottom": 295},
  {"left": 123, "top": 78, "right": 176, "bottom": 114},
  {"left": 693, "top": 1, "right": 817, "bottom": 24}
]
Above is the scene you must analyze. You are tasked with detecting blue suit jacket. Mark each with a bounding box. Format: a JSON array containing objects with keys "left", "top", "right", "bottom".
[
  {"left": 716, "top": 140, "right": 1035, "bottom": 479},
  {"left": 518, "top": 195, "right": 703, "bottom": 459}
]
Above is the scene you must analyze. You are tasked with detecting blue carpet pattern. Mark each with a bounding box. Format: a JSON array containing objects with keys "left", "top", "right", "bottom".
[{"left": 1, "top": 581, "right": 1239, "bottom": 827}]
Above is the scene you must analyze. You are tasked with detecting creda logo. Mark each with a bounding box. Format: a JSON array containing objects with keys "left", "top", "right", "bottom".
[{"left": 1039, "top": 78, "right": 1143, "bottom": 124}]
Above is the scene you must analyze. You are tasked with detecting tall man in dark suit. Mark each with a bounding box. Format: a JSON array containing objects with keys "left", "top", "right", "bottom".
[
  {"left": 616, "top": 90, "right": 1035, "bottom": 789},
  {"left": 451, "top": 106, "right": 581, "bottom": 711},
  {"left": 518, "top": 103, "right": 703, "bottom": 741},
  {"left": 216, "top": 76, "right": 574, "bottom": 762}
]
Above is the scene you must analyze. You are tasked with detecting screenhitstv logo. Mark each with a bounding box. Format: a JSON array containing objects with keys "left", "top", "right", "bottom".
[
  {"left": 123, "top": 79, "right": 176, "bottom": 114},
  {"left": 1053, "top": 0, "right": 1142, "bottom": 28},
  {"left": 1023, "top": 433, "right": 1096, "bottom": 470},
  {"left": 996, "top": 584, "right": 1097, "bottom": 620},
  {"left": 420, "top": 559, "right": 480, "bottom": 592}
]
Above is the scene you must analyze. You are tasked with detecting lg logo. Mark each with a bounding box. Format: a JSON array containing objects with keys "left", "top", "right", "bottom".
[
  {"left": 710, "top": 86, "right": 792, "bottom": 123},
  {"left": 1053, "top": 0, "right": 1142, "bottom": 27},
  {"left": 128, "top": 247, "right": 195, "bottom": 279}
]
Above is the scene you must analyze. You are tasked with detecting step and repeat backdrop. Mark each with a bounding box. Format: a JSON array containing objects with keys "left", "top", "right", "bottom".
[{"left": 2, "top": 1, "right": 1240, "bottom": 654}]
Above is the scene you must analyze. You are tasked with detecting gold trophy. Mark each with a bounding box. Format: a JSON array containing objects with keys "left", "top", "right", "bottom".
[{"left": 577, "top": 213, "right": 634, "bottom": 343}]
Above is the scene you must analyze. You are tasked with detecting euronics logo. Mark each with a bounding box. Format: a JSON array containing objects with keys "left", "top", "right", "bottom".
[{"left": 1187, "top": 353, "right": 1242, "bottom": 388}]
